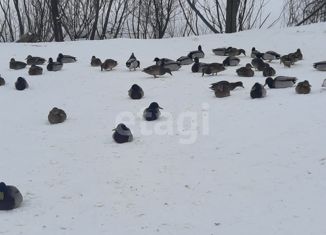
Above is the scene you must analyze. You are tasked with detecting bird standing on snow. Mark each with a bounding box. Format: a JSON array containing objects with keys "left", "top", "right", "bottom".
[
  {"left": 0, "top": 182, "right": 23, "bottom": 210},
  {"left": 191, "top": 57, "right": 208, "bottom": 73},
  {"left": 142, "top": 65, "right": 172, "bottom": 78},
  {"left": 143, "top": 102, "right": 163, "bottom": 121},
  {"left": 91, "top": 56, "right": 102, "bottom": 67},
  {"left": 112, "top": 123, "right": 133, "bottom": 143},
  {"left": 126, "top": 53, "right": 140, "bottom": 71},
  {"left": 101, "top": 59, "right": 118, "bottom": 71},
  {"left": 128, "top": 84, "right": 144, "bottom": 99},
  {"left": 250, "top": 83, "right": 266, "bottom": 99}
]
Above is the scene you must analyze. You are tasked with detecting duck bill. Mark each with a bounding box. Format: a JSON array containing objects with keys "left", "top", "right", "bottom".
[{"left": 159, "top": 106, "right": 163, "bottom": 109}]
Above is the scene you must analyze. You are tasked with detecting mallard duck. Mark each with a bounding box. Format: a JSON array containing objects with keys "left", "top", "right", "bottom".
[
  {"left": 263, "top": 66, "right": 276, "bottom": 77},
  {"left": 223, "top": 56, "right": 240, "bottom": 66},
  {"left": 126, "top": 53, "right": 140, "bottom": 70},
  {"left": 153, "top": 57, "right": 174, "bottom": 66},
  {"left": 15, "top": 77, "right": 28, "bottom": 91},
  {"left": 157, "top": 59, "right": 181, "bottom": 71},
  {"left": 226, "top": 47, "right": 246, "bottom": 56},
  {"left": 313, "top": 61, "right": 326, "bottom": 71},
  {"left": 210, "top": 81, "right": 244, "bottom": 98},
  {"left": 0, "top": 182, "right": 23, "bottom": 210},
  {"left": 26, "top": 55, "right": 46, "bottom": 65},
  {"left": 251, "top": 47, "right": 263, "bottom": 58},
  {"left": 188, "top": 45, "right": 205, "bottom": 59},
  {"left": 57, "top": 53, "right": 77, "bottom": 63},
  {"left": 211, "top": 81, "right": 244, "bottom": 91},
  {"left": 112, "top": 123, "right": 133, "bottom": 143},
  {"left": 101, "top": 59, "right": 118, "bottom": 71},
  {"left": 48, "top": 107, "right": 67, "bottom": 124},
  {"left": 296, "top": 80, "right": 311, "bottom": 94},
  {"left": 202, "top": 63, "right": 225, "bottom": 76},
  {"left": 294, "top": 49, "right": 303, "bottom": 60},
  {"left": 128, "top": 84, "right": 144, "bottom": 99},
  {"left": 91, "top": 56, "right": 102, "bottom": 67},
  {"left": 251, "top": 58, "right": 266, "bottom": 71},
  {"left": 212, "top": 47, "right": 228, "bottom": 56},
  {"left": 191, "top": 57, "right": 208, "bottom": 73},
  {"left": 28, "top": 65, "right": 43, "bottom": 75},
  {"left": 143, "top": 102, "right": 163, "bottom": 121},
  {"left": 9, "top": 58, "right": 27, "bottom": 70},
  {"left": 261, "top": 51, "right": 281, "bottom": 62},
  {"left": 47, "top": 58, "right": 63, "bottom": 71},
  {"left": 236, "top": 64, "right": 254, "bottom": 77},
  {"left": 264, "top": 76, "right": 297, "bottom": 88},
  {"left": 142, "top": 65, "right": 172, "bottom": 78},
  {"left": 0, "top": 75, "right": 5, "bottom": 86},
  {"left": 280, "top": 54, "right": 295, "bottom": 68},
  {"left": 250, "top": 83, "right": 266, "bottom": 99}
]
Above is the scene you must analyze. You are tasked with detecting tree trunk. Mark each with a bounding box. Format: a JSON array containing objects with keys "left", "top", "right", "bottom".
[
  {"left": 90, "top": 0, "right": 100, "bottom": 40},
  {"left": 13, "top": 0, "right": 24, "bottom": 36},
  {"left": 225, "top": 0, "right": 240, "bottom": 33},
  {"left": 50, "top": 0, "right": 64, "bottom": 41}
]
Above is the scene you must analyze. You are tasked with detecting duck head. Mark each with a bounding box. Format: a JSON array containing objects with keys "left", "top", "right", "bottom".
[{"left": 148, "top": 102, "right": 163, "bottom": 110}]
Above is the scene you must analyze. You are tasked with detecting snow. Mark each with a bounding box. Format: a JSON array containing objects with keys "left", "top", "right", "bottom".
[{"left": 1, "top": 23, "right": 326, "bottom": 235}]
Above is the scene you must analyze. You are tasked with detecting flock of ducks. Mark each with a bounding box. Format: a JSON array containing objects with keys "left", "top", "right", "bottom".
[{"left": 1, "top": 43, "right": 326, "bottom": 210}]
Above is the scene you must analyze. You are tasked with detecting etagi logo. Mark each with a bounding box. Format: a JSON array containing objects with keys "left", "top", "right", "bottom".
[{"left": 115, "top": 103, "right": 210, "bottom": 144}]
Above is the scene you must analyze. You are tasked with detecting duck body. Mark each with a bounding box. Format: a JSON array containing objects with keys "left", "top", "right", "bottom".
[
  {"left": 26, "top": 55, "right": 46, "bottom": 65},
  {"left": 28, "top": 65, "right": 43, "bottom": 75},
  {"left": 10, "top": 58, "right": 27, "bottom": 70},
  {"left": 191, "top": 57, "right": 208, "bottom": 73},
  {"left": 57, "top": 53, "right": 77, "bottom": 63},
  {"left": 251, "top": 47, "right": 263, "bottom": 58},
  {"left": 226, "top": 47, "right": 246, "bottom": 56},
  {"left": 264, "top": 76, "right": 297, "bottom": 89},
  {"left": 236, "top": 64, "right": 254, "bottom": 77},
  {"left": 202, "top": 63, "right": 225, "bottom": 76},
  {"left": 188, "top": 45, "right": 204, "bottom": 59},
  {"left": 126, "top": 53, "right": 140, "bottom": 70},
  {"left": 143, "top": 102, "right": 163, "bottom": 121},
  {"left": 262, "top": 51, "right": 281, "bottom": 61},
  {"left": 313, "top": 61, "right": 326, "bottom": 71},
  {"left": 15, "top": 77, "right": 28, "bottom": 90},
  {"left": 210, "top": 81, "right": 244, "bottom": 91},
  {"left": 48, "top": 107, "right": 67, "bottom": 124},
  {"left": 250, "top": 83, "right": 266, "bottom": 99},
  {"left": 91, "top": 56, "right": 102, "bottom": 67},
  {"left": 143, "top": 65, "right": 172, "bottom": 78},
  {"left": 159, "top": 59, "right": 181, "bottom": 71},
  {"left": 101, "top": 59, "right": 118, "bottom": 71},
  {"left": 212, "top": 47, "right": 228, "bottom": 56},
  {"left": 128, "top": 84, "right": 144, "bottom": 99},
  {"left": 177, "top": 56, "right": 193, "bottom": 65},
  {"left": 263, "top": 66, "right": 276, "bottom": 77},
  {"left": 112, "top": 123, "right": 133, "bottom": 143},
  {"left": 47, "top": 58, "right": 63, "bottom": 71},
  {"left": 0, "top": 75, "right": 5, "bottom": 86},
  {"left": 223, "top": 56, "right": 240, "bottom": 66},
  {"left": 251, "top": 58, "right": 266, "bottom": 71},
  {"left": 0, "top": 182, "right": 23, "bottom": 210},
  {"left": 296, "top": 80, "right": 311, "bottom": 94}
]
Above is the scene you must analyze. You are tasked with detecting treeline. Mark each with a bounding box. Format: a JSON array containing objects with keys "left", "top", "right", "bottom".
[{"left": 0, "top": 0, "right": 325, "bottom": 42}]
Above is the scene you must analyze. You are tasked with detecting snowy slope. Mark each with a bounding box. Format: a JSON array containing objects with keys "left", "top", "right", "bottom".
[{"left": 0, "top": 23, "right": 326, "bottom": 235}]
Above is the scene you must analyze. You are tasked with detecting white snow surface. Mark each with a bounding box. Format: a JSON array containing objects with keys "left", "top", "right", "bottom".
[{"left": 1, "top": 23, "right": 326, "bottom": 235}]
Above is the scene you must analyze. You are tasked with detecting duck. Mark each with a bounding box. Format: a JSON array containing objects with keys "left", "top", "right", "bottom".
[
  {"left": 236, "top": 63, "right": 254, "bottom": 77},
  {"left": 48, "top": 107, "right": 67, "bottom": 124},
  {"left": 0, "top": 75, "right": 5, "bottom": 86},
  {"left": 212, "top": 47, "right": 228, "bottom": 56},
  {"left": 143, "top": 65, "right": 172, "bottom": 78},
  {"left": 251, "top": 47, "right": 263, "bottom": 58},
  {"left": 47, "top": 58, "right": 63, "bottom": 71},
  {"left": 322, "top": 79, "right": 326, "bottom": 89},
  {"left": 128, "top": 84, "right": 144, "bottom": 99},
  {"left": 261, "top": 51, "right": 281, "bottom": 62},
  {"left": 223, "top": 56, "right": 240, "bottom": 66},
  {"left": 112, "top": 123, "right": 133, "bottom": 144},
  {"left": 294, "top": 49, "right": 303, "bottom": 61},
  {"left": 210, "top": 81, "right": 244, "bottom": 98},
  {"left": 202, "top": 63, "right": 225, "bottom": 76},
  {"left": 313, "top": 61, "right": 326, "bottom": 71},
  {"left": 296, "top": 80, "right": 311, "bottom": 94},
  {"left": 57, "top": 53, "right": 77, "bottom": 63},
  {"left": 187, "top": 45, "right": 205, "bottom": 59},
  {"left": 9, "top": 58, "right": 27, "bottom": 70},
  {"left": 263, "top": 66, "right": 276, "bottom": 77},
  {"left": 101, "top": 59, "right": 118, "bottom": 71},
  {"left": 264, "top": 76, "right": 297, "bottom": 89},
  {"left": 250, "top": 82, "right": 266, "bottom": 99},
  {"left": 126, "top": 53, "right": 140, "bottom": 70},
  {"left": 191, "top": 57, "right": 208, "bottom": 73},
  {"left": 251, "top": 57, "right": 266, "bottom": 71},
  {"left": 143, "top": 102, "right": 163, "bottom": 121},
  {"left": 226, "top": 47, "right": 246, "bottom": 56},
  {"left": 91, "top": 56, "right": 102, "bottom": 67},
  {"left": 15, "top": 77, "right": 28, "bottom": 91},
  {"left": 0, "top": 182, "right": 23, "bottom": 210},
  {"left": 153, "top": 57, "right": 174, "bottom": 66},
  {"left": 177, "top": 55, "right": 193, "bottom": 65},
  {"left": 28, "top": 65, "right": 43, "bottom": 75},
  {"left": 26, "top": 55, "right": 46, "bottom": 65},
  {"left": 158, "top": 59, "right": 181, "bottom": 72},
  {"left": 280, "top": 54, "right": 295, "bottom": 68},
  {"left": 210, "top": 81, "right": 244, "bottom": 91}
]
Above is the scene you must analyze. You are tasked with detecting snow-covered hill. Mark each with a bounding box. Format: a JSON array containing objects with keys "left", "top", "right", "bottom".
[{"left": 0, "top": 23, "right": 326, "bottom": 235}]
